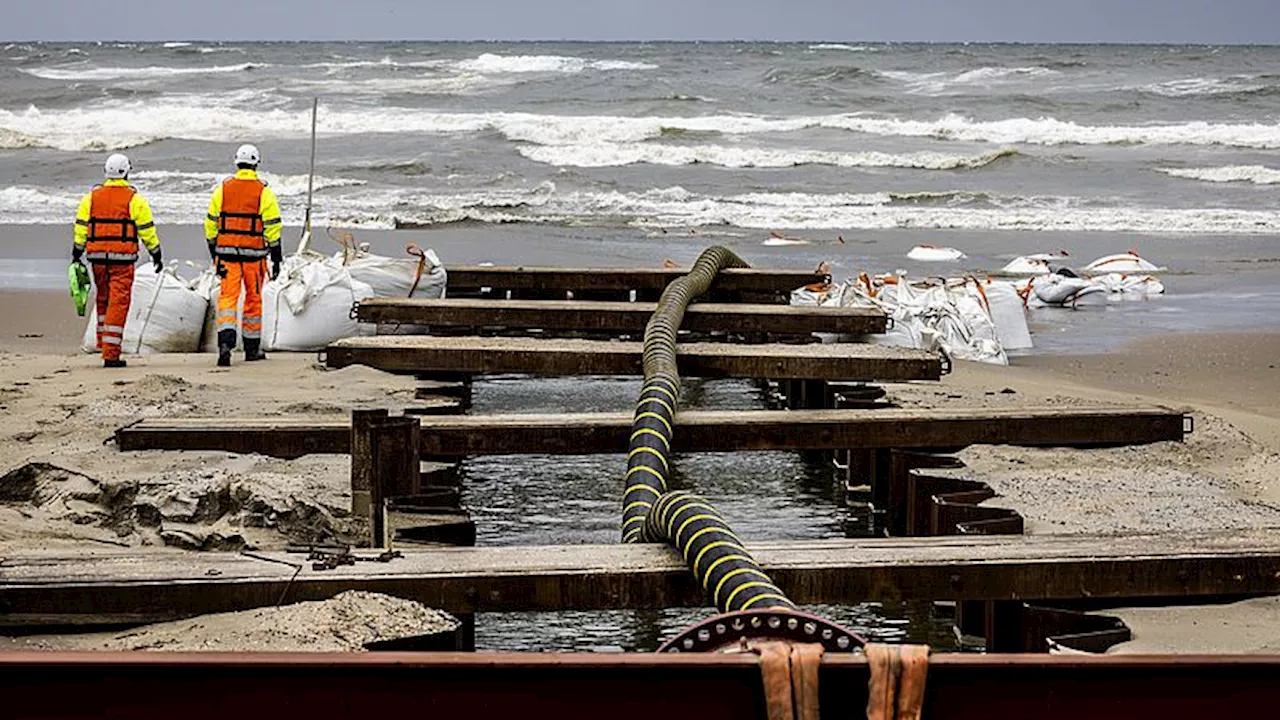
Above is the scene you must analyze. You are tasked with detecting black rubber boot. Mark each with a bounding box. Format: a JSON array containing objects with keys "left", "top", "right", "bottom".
[
  {"left": 103, "top": 358, "right": 127, "bottom": 368},
  {"left": 217, "top": 329, "right": 236, "bottom": 367},
  {"left": 244, "top": 337, "right": 267, "bottom": 362}
]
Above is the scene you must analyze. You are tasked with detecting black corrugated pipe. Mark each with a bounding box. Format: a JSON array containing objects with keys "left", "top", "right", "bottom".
[{"left": 621, "top": 246, "right": 796, "bottom": 614}]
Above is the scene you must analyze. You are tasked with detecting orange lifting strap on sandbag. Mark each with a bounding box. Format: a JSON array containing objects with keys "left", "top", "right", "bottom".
[{"left": 866, "top": 643, "right": 931, "bottom": 720}]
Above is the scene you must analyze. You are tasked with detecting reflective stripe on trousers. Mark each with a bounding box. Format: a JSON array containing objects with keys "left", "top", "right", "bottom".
[
  {"left": 91, "top": 262, "right": 134, "bottom": 361},
  {"left": 217, "top": 259, "right": 266, "bottom": 344}
]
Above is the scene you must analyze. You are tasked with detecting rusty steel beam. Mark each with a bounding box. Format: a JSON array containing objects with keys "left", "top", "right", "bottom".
[
  {"left": 0, "top": 652, "right": 1277, "bottom": 720},
  {"left": 355, "top": 298, "right": 886, "bottom": 336},
  {"left": 444, "top": 265, "right": 826, "bottom": 296},
  {"left": 6, "top": 530, "right": 1280, "bottom": 626},
  {"left": 324, "top": 336, "right": 943, "bottom": 381},
  {"left": 115, "top": 406, "right": 1187, "bottom": 458}
]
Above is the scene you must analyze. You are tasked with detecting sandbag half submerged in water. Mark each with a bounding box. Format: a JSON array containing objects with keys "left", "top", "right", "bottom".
[{"left": 81, "top": 265, "right": 208, "bottom": 355}]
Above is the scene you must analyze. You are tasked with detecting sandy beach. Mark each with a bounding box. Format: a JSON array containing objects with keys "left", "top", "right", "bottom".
[{"left": 3, "top": 277, "right": 1280, "bottom": 651}]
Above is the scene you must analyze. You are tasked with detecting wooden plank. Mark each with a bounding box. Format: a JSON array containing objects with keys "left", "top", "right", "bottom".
[
  {"left": 325, "top": 336, "right": 941, "bottom": 381},
  {"left": 445, "top": 266, "right": 825, "bottom": 295},
  {"left": 3, "top": 529, "right": 1279, "bottom": 624},
  {"left": 357, "top": 298, "right": 887, "bottom": 336},
  {"left": 116, "top": 406, "right": 1187, "bottom": 458}
]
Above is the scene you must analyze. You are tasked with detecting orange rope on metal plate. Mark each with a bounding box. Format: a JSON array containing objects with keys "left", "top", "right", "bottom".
[{"left": 865, "top": 644, "right": 930, "bottom": 720}]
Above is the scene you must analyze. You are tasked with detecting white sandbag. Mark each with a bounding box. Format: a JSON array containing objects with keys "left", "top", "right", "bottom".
[
  {"left": 907, "top": 245, "right": 966, "bottom": 262},
  {"left": 1091, "top": 272, "right": 1166, "bottom": 297},
  {"left": 80, "top": 265, "right": 207, "bottom": 355},
  {"left": 333, "top": 244, "right": 447, "bottom": 300},
  {"left": 982, "top": 280, "right": 1033, "bottom": 350},
  {"left": 262, "top": 254, "right": 375, "bottom": 352},
  {"left": 194, "top": 267, "right": 242, "bottom": 352},
  {"left": 1030, "top": 274, "right": 1108, "bottom": 307},
  {"left": 871, "top": 276, "right": 1007, "bottom": 365},
  {"left": 1083, "top": 251, "right": 1164, "bottom": 274},
  {"left": 998, "top": 256, "right": 1052, "bottom": 276}
]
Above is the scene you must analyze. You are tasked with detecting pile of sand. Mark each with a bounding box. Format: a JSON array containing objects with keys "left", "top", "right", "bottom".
[{"left": 10, "top": 591, "right": 459, "bottom": 653}]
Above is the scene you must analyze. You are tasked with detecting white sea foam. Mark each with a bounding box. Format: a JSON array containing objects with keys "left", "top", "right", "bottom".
[
  {"left": 1136, "top": 77, "right": 1268, "bottom": 97},
  {"left": 6, "top": 99, "right": 1280, "bottom": 152},
  {"left": 808, "top": 44, "right": 872, "bottom": 52},
  {"left": 454, "top": 53, "right": 657, "bottom": 74},
  {"left": 21, "top": 62, "right": 263, "bottom": 80},
  {"left": 518, "top": 143, "right": 1017, "bottom": 170},
  {"left": 131, "top": 170, "right": 366, "bottom": 195},
  {"left": 883, "top": 66, "right": 1060, "bottom": 94},
  {"left": 162, "top": 42, "right": 192, "bottom": 48},
  {"left": 383, "top": 188, "right": 1280, "bottom": 234},
  {"left": 1158, "top": 165, "right": 1280, "bottom": 185},
  {"left": 4, "top": 182, "right": 1280, "bottom": 234}
]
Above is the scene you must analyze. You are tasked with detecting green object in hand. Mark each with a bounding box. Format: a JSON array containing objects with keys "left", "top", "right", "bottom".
[{"left": 68, "top": 262, "right": 90, "bottom": 317}]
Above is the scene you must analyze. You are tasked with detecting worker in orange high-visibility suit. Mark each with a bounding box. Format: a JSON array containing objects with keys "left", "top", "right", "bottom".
[
  {"left": 205, "top": 144, "right": 283, "bottom": 367},
  {"left": 72, "top": 153, "right": 164, "bottom": 368}
]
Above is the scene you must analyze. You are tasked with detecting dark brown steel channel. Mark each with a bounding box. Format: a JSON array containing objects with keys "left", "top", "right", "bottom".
[{"left": 0, "top": 652, "right": 1276, "bottom": 720}]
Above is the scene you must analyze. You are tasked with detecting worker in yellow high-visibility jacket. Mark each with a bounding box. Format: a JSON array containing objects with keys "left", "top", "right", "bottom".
[
  {"left": 72, "top": 153, "right": 164, "bottom": 368},
  {"left": 205, "top": 143, "right": 282, "bottom": 367}
]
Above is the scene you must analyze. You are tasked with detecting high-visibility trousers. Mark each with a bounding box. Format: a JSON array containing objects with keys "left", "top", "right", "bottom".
[
  {"left": 91, "top": 262, "right": 134, "bottom": 361},
  {"left": 216, "top": 258, "right": 266, "bottom": 344}
]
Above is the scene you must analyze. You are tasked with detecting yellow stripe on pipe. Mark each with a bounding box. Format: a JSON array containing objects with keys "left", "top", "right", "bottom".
[
  {"left": 714, "top": 567, "right": 768, "bottom": 608},
  {"left": 724, "top": 578, "right": 781, "bottom": 610},
  {"left": 633, "top": 411, "right": 672, "bottom": 434},
  {"left": 623, "top": 483, "right": 662, "bottom": 498},
  {"left": 627, "top": 446, "right": 669, "bottom": 471},
  {"left": 622, "top": 501, "right": 653, "bottom": 515},
  {"left": 700, "top": 553, "right": 753, "bottom": 588},
  {"left": 664, "top": 502, "right": 719, "bottom": 538},
  {"left": 635, "top": 396, "right": 674, "bottom": 417},
  {"left": 644, "top": 382, "right": 678, "bottom": 403},
  {"left": 739, "top": 593, "right": 793, "bottom": 610},
  {"left": 661, "top": 499, "right": 717, "bottom": 532},
  {"left": 626, "top": 465, "right": 666, "bottom": 483},
  {"left": 674, "top": 513, "right": 722, "bottom": 546},
  {"left": 670, "top": 514, "right": 719, "bottom": 546},
  {"left": 622, "top": 515, "right": 647, "bottom": 528},
  {"left": 629, "top": 427, "right": 670, "bottom": 449},
  {"left": 682, "top": 525, "right": 739, "bottom": 555}
]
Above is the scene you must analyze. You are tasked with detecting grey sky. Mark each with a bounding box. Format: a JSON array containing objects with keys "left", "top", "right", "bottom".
[{"left": 7, "top": 0, "right": 1280, "bottom": 43}]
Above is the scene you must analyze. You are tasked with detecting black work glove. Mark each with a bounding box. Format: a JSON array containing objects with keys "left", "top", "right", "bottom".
[
  {"left": 151, "top": 248, "right": 163, "bottom": 274},
  {"left": 216, "top": 260, "right": 227, "bottom": 278},
  {"left": 268, "top": 243, "right": 283, "bottom": 281},
  {"left": 71, "top": 245, "right": 84, "bottom": 265}
]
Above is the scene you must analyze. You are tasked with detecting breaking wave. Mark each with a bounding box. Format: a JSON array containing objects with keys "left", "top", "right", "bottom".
[
  {"left": 1158, "top": 165, "right": 1280, "bottom": 185},
  {"left": 4, "top": 183, "right": 1278, "bottom": 235},
  {"left": 808, "top": 44, "right": 874, "bottom": 52},
  {"left": 1135, "top": 77, "right": 1271, "bottom": 97},
  {"left": 5, "top": 99, "right": 1280, "bottom": 152},
  {"left": 20, "top": 62, "right": 264, "bottom": 80},
  {"left": 881, "top": 66, "right": 1060, "bottom": 94},
  {"left": 518, "top": 144, "right": 1018, "bottom": 170},
  {"left": 131, "top": 170, "right": 366, "bottom": 195},
  {"left": 454, "top": 53, "right": 657, "bottom": 73}
]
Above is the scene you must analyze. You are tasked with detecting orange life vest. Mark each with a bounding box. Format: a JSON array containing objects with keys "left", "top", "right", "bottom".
[
  {"left": 85, "top": 185, "right": 139, "bottom": 263},
  {"left": 215, "top": 177, "right": 267, "bottom": 259}
]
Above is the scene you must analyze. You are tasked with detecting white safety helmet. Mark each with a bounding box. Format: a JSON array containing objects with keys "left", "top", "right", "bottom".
[
  {"left": 103, "top": 153, "right": 131, "bottom": 179},
  {"left": 234, "top": 143, "right": 261, "bottom": 167}
]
